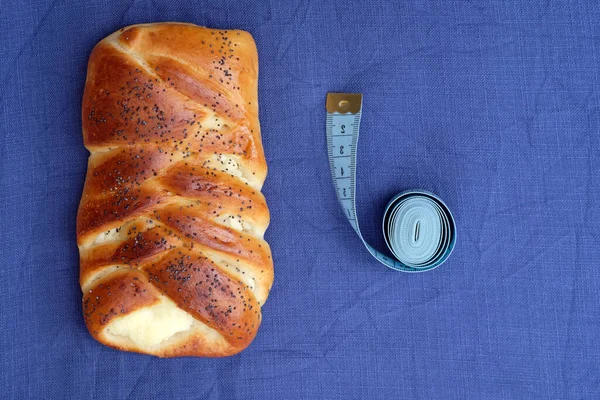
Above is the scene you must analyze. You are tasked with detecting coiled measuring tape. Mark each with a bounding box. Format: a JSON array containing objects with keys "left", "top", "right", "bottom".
[{"left": 326, "top": 93, "right": 456, "bottom": 272}]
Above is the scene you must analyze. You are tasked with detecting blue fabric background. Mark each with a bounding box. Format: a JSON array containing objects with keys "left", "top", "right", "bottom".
[{"left": 2, "top": 0, "right": 600, "bottom": 398}]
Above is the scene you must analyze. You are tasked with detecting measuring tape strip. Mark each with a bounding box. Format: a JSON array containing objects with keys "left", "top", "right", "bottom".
[{"left": 325, "top": 93, "right": 456, "bottom": 272}]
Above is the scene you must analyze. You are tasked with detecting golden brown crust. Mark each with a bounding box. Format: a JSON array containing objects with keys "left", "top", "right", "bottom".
[
  {"left": 77, "top": 23, "right": 272, "bottom": 357},
  {"left": 83, "top": 270, "right": 162, "bottom": 336},
  {"left": 144, "top": 249, "right": 261, "bottom": 348}
]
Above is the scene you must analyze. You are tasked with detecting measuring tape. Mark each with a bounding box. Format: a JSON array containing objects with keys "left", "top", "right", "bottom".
[{"left": 326, "top": 93, "right": 456, "bottom": 272}]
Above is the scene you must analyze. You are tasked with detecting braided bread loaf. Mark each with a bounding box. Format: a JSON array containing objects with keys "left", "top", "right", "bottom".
[{"left": 77, "top": 23, "right": 273, "bottom": 357}]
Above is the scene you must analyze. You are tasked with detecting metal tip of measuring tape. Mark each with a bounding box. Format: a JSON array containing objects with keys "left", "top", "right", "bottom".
[{"left": 326, "top": 92, "right": 456, "bottom": 273}]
